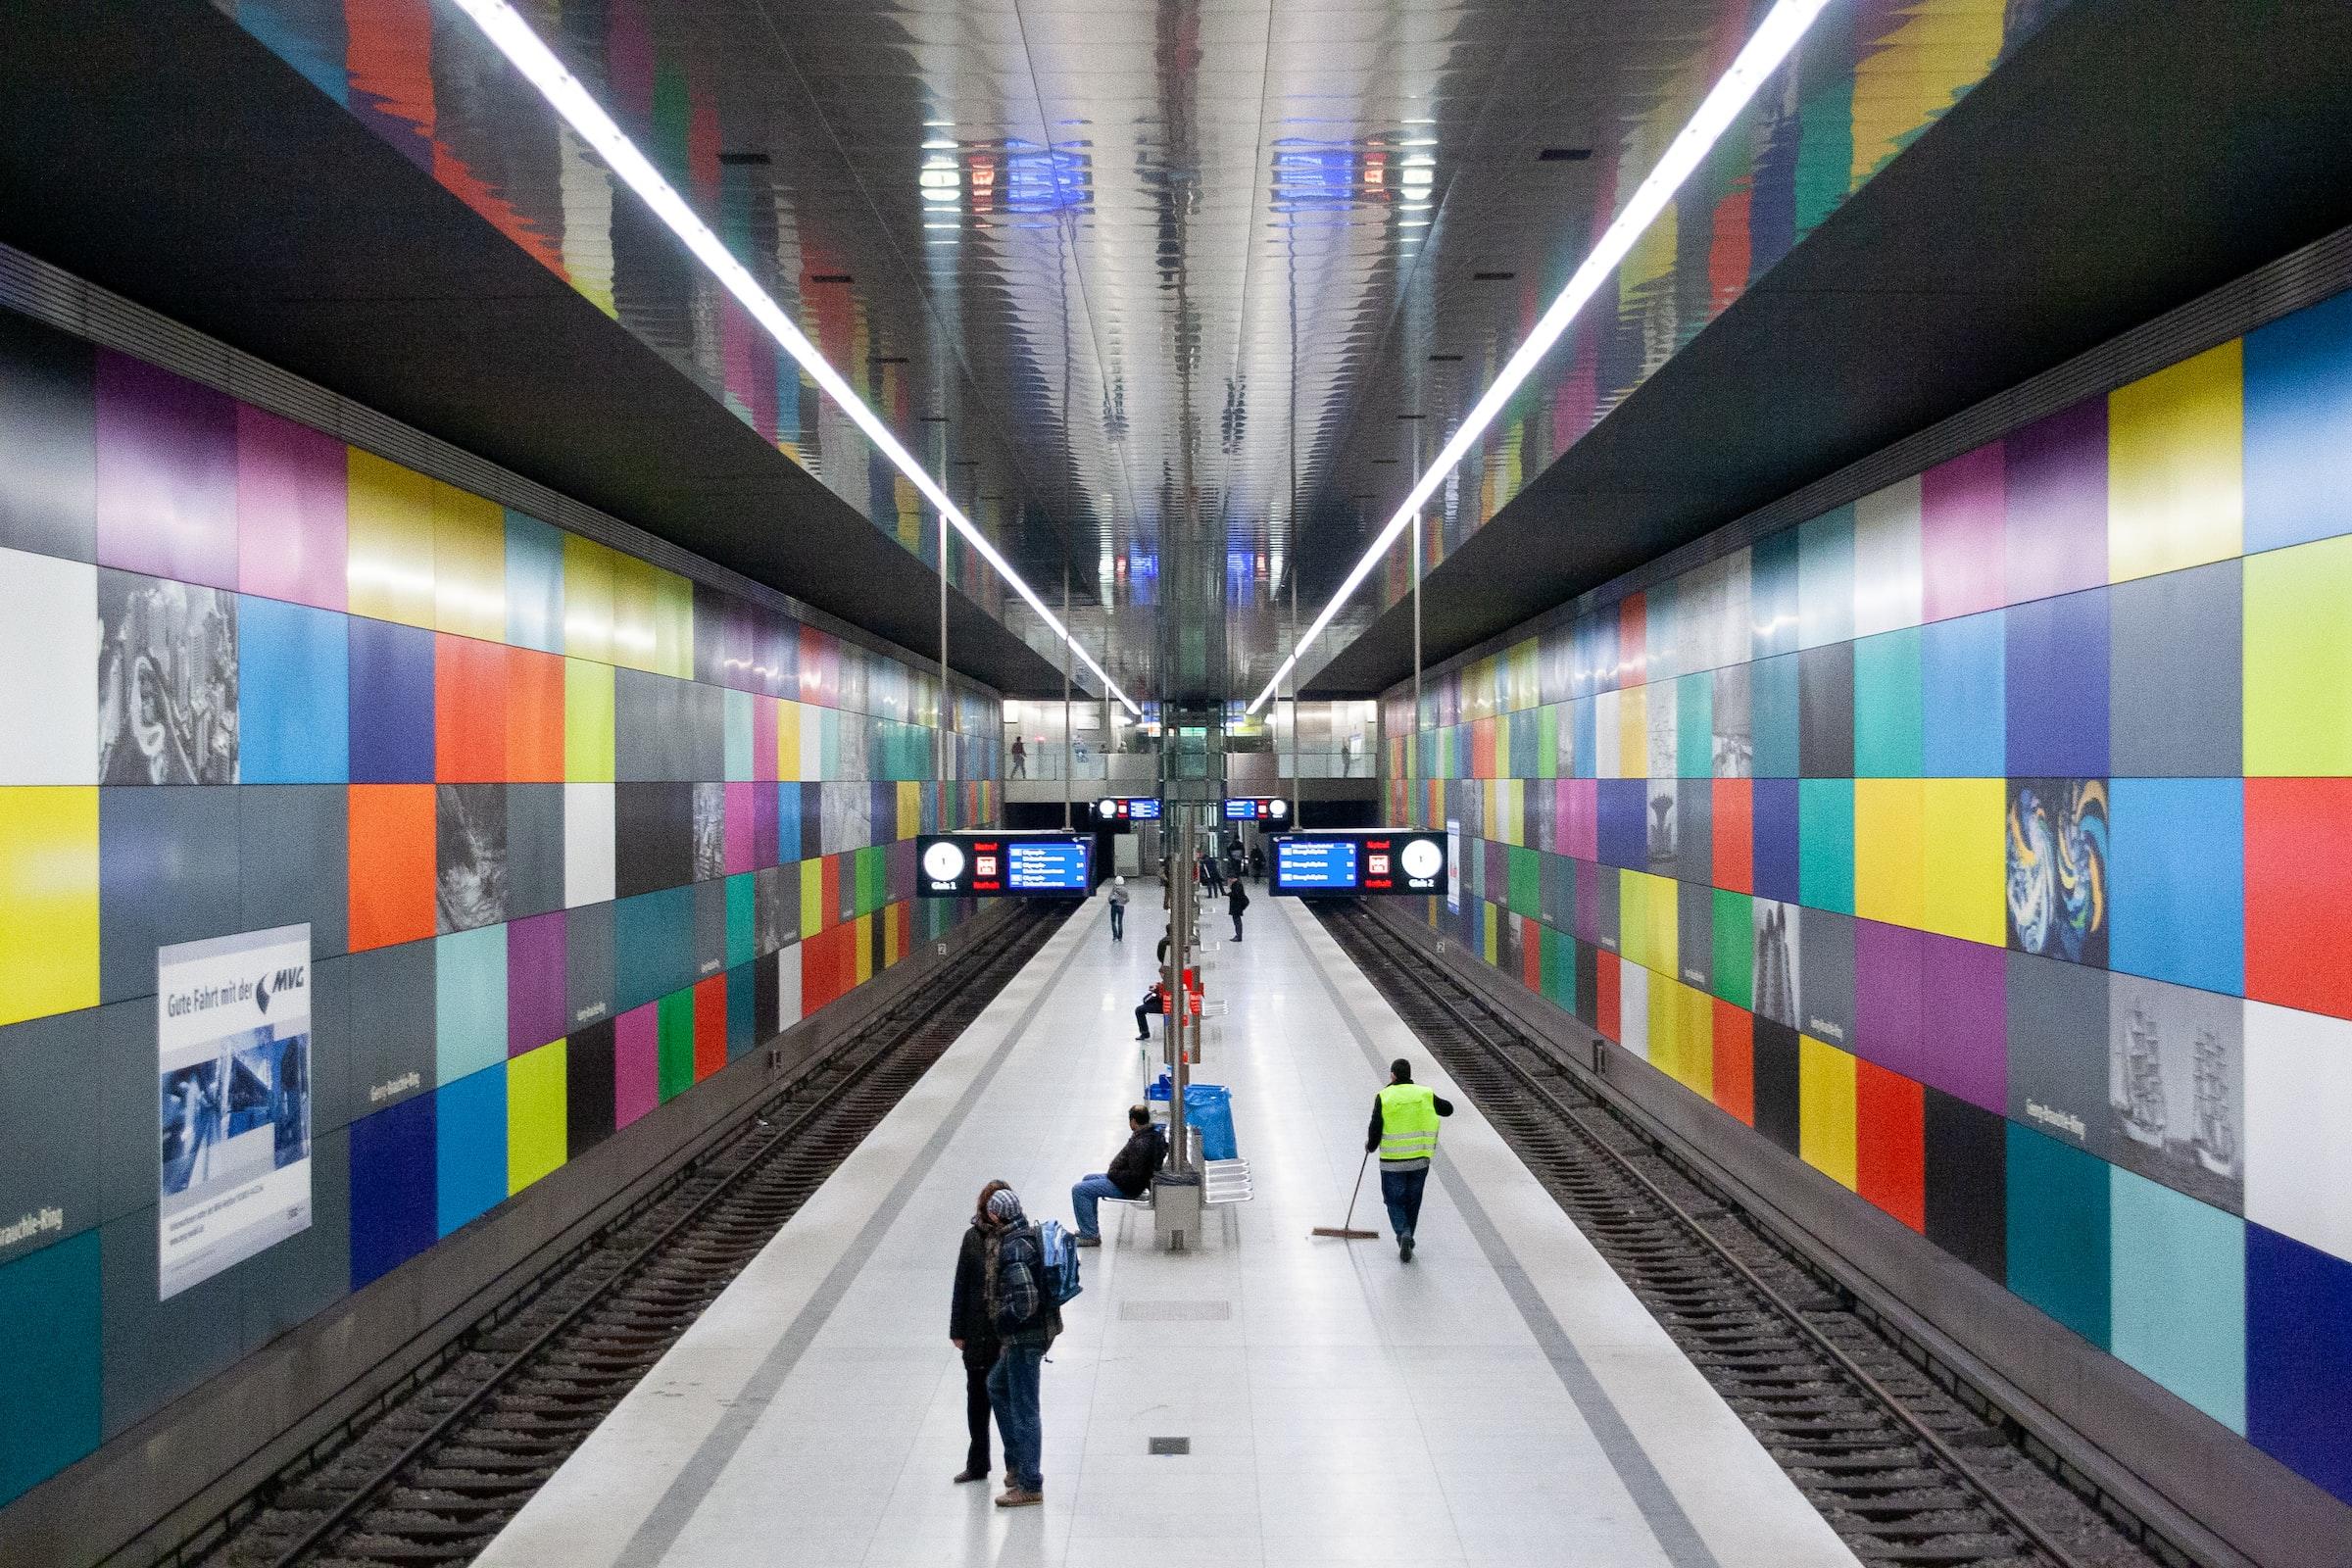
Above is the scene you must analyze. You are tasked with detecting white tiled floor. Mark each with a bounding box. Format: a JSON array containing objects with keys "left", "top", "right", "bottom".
[{"left": 477, "top": 885, "right": 1859, "bottom": 1568}]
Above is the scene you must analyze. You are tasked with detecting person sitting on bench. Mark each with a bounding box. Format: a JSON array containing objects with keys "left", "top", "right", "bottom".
[{"left": 1069, "top": 1104, "right": 1167, "bottom": 1246}]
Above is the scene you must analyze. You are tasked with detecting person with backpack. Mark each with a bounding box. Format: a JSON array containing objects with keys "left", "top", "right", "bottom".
[
  {"left": 1107, "top": 875, "right": 1129, "bottom": 942},
  {"left": 1068, "top": 1104, "right": 1167, "bottom": 1247},
  {"left": 1366, "top": 1057, "right": 1455, "bottom": 1262},
  {"left": 948, "top": 1181, "right": 1006, "bottom": 1486},
  {"left": 1227, "top": 876, "right": 1250, "bottom": 943},
  {"left": 980, "top": 1187, "right": 1070, "bottom": 1507}
]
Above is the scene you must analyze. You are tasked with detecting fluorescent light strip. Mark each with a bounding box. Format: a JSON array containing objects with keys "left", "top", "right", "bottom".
[
  {"left": 1248, "top": 0, "right": 1833, "bottom": 714},
  {"left": 447, "top": 0, "right": 1140, "bottom": 716}
]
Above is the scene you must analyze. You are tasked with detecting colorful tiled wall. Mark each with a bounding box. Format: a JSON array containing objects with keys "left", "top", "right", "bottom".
[
  {"left": 0, "top": 307, "right": 1000, "bottom": 1507},
  {"left": 1383, "top": 289, "right": 2352, "bottom": 1509}
]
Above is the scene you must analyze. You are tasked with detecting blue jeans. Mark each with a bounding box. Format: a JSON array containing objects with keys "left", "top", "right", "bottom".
[
  {"left": 1071, "top": 1172, "right": 1126, "bottom": 1240},
  {"left": 1380, "top": 1166, "right": 1429, "bottom": 1240},
  {"left": 1109, "top": 904, "right": 1125, "bottom": 939},
  {"left": 987, "top": 1343, "right": 1045, "bottom": 1492}
]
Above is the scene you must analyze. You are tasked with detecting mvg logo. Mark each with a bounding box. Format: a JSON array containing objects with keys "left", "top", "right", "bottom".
[{"left": 256, "top": 963, "right": 308, "bottom": 1014}]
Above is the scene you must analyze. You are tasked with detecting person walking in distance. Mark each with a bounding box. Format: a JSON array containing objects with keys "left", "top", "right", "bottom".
[
  {"left": 981, "top": 1188, "right": 1054, "bottom": 1506},
  {"left": 1366, "top": 1057, "right": 1453, "bottom": 1262},
  {"left": 1009, "top": 735, "right": 1027, "bottom": 777},
  {"left": 1108, "top": 875, "right": 1129, "bottom": 942},
  {"left": 1226, "top": 875, "right": 1250, "bottom": 943},
  {"left": 949, "top": 1181, "right": 1007, "bottom": 1485},
  {"left": 1069, "top": 1104, "right": 1167, "bottom": 1246}
]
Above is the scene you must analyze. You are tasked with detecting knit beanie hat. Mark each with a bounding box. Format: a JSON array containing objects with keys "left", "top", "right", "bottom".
[{"left": 986, "top": 1188, "right": 1023, "bottom": 1222}]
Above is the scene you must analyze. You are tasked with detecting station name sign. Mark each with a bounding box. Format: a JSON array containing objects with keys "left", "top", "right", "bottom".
[
  {"left": 917, "top": 833, "right": 1094, "bottom": 898},
  {"left": 1270, "top": 830, "right": 1447, "bottom": 896}
]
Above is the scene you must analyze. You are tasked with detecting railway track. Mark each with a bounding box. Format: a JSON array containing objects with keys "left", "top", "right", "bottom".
[
  {"left": 182, "top": 904, "right": 1067, "bottom": 1568},
  {"left": 1319, "top": 901, "right": 2178, "bottom": 1568}
]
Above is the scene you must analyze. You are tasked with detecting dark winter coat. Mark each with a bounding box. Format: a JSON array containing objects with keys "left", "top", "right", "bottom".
[
  {"left": 950, "top": 1223, "right": 1001, "bottom": 1364},
  {"left": 1105, "top": 1124, "right": 1169, "bottom": 1198}
]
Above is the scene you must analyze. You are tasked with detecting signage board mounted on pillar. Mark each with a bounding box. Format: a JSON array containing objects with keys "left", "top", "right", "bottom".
[
  {"left": 917, "top": 832, "right": 1094, "bottom": 897},
  {"left": 1222, "top": 796, "right": 1290, "bottom": 822},
  {"left": 1093, "top": 796, "right": 1162, "bottom": 822},
  {"left": 1270, "top": 830, "right": 1447, "bottom": 897}
]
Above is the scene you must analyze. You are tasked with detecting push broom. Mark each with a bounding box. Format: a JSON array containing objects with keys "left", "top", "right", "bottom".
[{"left": 1311, "top": 1151, "right": 1380, "bottom": 1240}]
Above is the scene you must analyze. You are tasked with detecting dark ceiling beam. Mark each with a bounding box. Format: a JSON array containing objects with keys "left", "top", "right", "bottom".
[{"left": 1304, "top": 0, "right": 2352, "bottom": 697}]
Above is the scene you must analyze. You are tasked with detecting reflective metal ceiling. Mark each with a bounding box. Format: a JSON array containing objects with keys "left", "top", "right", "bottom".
[{"left": 219, "top": 0, "right": 2047, "bottom": 701}]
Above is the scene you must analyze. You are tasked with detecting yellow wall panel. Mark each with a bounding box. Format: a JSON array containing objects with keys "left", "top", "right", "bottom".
[
  {"left": 776, "top": 700, "right": 803, "bottom": 781},
  {"left": 1798, "top": 1036, "right": 1859, "bottom": 1191},
  {"left": 2109, "top": 340, "right": 2244, "bottom": 583},
  {"left": 1644, "top": 871, "right": 1678, "bottom": 982},
  {"left": 653, "top": 568, "right": 695, "bottom": 679},
  {"left": 1618, "top": 684, "right": 1647, "bottom": 778},
  {"left": 346, "top": 449, "right": 436, "bottom": 628},
  {"left": 800, "top": 858, "right": 824, "bottom": 936},
  {"left": 610, "top": 553, "right": 661, "bottom": 672},
  {"left": 564, "top": 659, "right": 615, "bottom": 782},
  {"left": 507, "top": 1040, "right": 567, "bottom": 1195},
  {"left": 1853, "top": 778, "right": 1925, "bottom": 928},
  {"left": 897, "top": 781, "right": 920, "bottom": 839},
  {"left": 562, "top": 534, "right": 615, "bottom": 662},
  {"left": 0, "top": 787, "right": 99, "bottom": 1026},
  {"left": 431, "top": 480, "right": 507, "bottom": 641},
  {"left": 1920, "top": 777, "right": 2005, "bottom": 945},
  {"left": 855, "top": 914, "right": 875, "bottom": 984}
]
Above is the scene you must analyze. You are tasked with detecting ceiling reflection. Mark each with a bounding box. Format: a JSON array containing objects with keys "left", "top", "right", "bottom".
[{"left": 215, "top": 0, "right": 2058, "bottom": 700}]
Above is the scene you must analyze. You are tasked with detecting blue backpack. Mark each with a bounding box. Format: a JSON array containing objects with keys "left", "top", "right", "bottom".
[{"left": 1034, "top": 1219, "right": 1083, "bottom": 1306}]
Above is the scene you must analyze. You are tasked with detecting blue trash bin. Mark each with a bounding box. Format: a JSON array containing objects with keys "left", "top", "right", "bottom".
[{"left": 1145, "top": 1076, "right": 1238, "bottom": 1160}]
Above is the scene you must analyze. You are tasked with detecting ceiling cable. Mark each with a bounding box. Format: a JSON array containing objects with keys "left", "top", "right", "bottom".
[{"left": 1245, "top": 0, "right": 1835, "bottom": 713}]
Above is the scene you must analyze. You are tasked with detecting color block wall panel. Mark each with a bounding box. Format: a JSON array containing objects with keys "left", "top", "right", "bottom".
[
  {"left": 345, "top": 449, "right": 436, "bottom": 629},
  {"left": 0, "top": 550, "right": 98, "bottom": 785},
  {"left": 0, "top": 788, "right": 100, "bottom": 1026},
  {"left": 0, "top": 310, "right": 998, "bottom": 1511},
  {"left": 235, "top": 405, "right": 346, "bottom": 612},
  {"left": 2108, "top": 340, "right": 2243, "bottom": 583},
  {"left": 1381, "top": 283, "right": 2352, "bottom": 1513}
]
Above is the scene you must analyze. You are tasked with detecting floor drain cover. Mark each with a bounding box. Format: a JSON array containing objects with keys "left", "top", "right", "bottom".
[{"left": 1148, "top": 1437, "right": 1191, "bottom": 1455}]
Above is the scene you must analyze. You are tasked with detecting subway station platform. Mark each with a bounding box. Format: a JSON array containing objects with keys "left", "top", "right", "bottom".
[{"left": 475, "top": 886, "right": 1858, "bottom": 1568}]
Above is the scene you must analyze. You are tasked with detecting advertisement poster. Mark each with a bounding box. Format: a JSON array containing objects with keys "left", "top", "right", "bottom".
[
  {"left": 1446, "top": 819, "right": 1462, "bottom": 912},
  {"left": 157, "top": 924, "right": 313, "bottom": 1300}
]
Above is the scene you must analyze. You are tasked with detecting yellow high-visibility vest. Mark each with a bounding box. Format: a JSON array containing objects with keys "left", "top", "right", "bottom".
[{"left": 1377, "top": 1083, "right": 1441, "bottom": 1166}]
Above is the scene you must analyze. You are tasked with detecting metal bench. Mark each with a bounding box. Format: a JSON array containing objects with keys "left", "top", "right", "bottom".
[{"left": 1202, "top": 1158, "right": 1253, "bottom": 1206}]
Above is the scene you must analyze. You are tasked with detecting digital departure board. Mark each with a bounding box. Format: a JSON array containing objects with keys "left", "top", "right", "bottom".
[
  {"left": 1272, "top": 837, "right": 1357, "bottom": 892},
  {"left": 1093, "top": 796, "right": 1162, "bottom": 822},
  {"left": 1223, "top": 796, "right": 1290, "bottom": 822},
  {"left": 1269, "top": 830, "right": 1446, "bottom": 896},
  {"left": 916, "top": 833, "right": 1094, "bottom": 897}
]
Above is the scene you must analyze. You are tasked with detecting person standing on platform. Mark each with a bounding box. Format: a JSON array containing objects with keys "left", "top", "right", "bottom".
[
  {"left": 1227, "top": 876, "right": 1250, "bottom": 942},
  {"left": 1108, "top": 875, "right": 1129, "bottom": 942},
  {"left": 1366, "top": 1058, "right": 1453, "bottom": 1262},
  {"left": 949, "top": 1181, "right": 1007, "bottom": 1486},
  {"left": 981, "top": 1187, "right": 1054, "bottom": 1507},
  {"left": 1069, "top": 1104, "right": 1167, "bottom": 1246},
  {"left": 1250, "top": 843, "right": 1265, "bottom": 883}
]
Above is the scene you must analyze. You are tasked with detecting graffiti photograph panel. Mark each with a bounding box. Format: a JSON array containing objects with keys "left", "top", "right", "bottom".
[
  {"left": 436, "top": 784, "right": 509, "bottom": 933},
  {"left": 96, "top": 569, "right": 238, "bottom": 785},
  {"left": 2006, "top": 777, "right": 2109, "bottom": 967}
]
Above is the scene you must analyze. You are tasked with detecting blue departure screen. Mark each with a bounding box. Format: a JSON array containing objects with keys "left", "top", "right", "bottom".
[
  {"left": 1225, "top": 798, "right": 1256, "bottom": 819},
  {"left": 1275, "top": 837, "right": 1357, "bottom": 892},
  {"left": 1006, "top": 838, "right": 1091, "bottom": 892},
  {"left": 1130, "top": 798, "right": 1162, "bottom": 820}
]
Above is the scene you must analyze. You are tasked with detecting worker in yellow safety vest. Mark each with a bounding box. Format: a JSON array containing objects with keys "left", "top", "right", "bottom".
[{"left": 1365, "top": 1058, "right": 1454, "bottom": 1262}]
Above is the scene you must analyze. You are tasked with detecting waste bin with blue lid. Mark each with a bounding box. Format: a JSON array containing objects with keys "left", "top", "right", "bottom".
[{"left": 1148, "top": 1075, "right": 1239, "bottom": 1161}]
